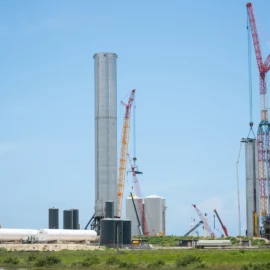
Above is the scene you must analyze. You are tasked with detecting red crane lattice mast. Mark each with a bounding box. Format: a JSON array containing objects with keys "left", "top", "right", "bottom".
[
  {"left": 247, "top": 2, "right": 270, "bottom": 216},
  {"left": 127, "top": 153, "right": 149, "bottom": 235},
  {"left": 192, "top": 204, "right": 215, "bottom": 237},
  {"left": 213, "top": 209, "right": 228, "bottom": 237}
]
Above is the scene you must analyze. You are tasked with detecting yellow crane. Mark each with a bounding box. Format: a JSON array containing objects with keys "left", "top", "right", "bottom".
[{"left": 116, "top": 89, "right": 135, "bottom": 217}]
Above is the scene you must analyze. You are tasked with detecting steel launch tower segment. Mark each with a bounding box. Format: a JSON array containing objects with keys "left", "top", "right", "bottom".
[{"left": 94, "top": 52, "right": 118, "bottom": 226}]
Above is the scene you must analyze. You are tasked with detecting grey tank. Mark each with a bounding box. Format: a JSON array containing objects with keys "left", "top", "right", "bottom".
[
  {"left": 94, "top": 53, "right": 118, "bottom": 218},
  {"left": 245, "top": 138, "right": 260, "bottom": 236},
  {"left": 72, "top": 209, "right": 79, "bottom": 230},
  {"left": 48, "top": 208, "right": 59, "bottom": 229},
  {"left": 63, "top": 210, "right": 73, "bottom": 229},
  {"left": 100, "top": 218, "right": 123, "bottom": 247}
]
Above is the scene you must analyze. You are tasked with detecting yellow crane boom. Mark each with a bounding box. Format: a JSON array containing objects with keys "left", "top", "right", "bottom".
[{"left": 117, "top": 89, "right": 135, "bottom": 217}]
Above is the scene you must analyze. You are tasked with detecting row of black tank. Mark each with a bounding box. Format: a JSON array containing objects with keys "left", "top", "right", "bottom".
[
  {"left": 99, "top": 201, "right": 132, "bottom": 247},
  {"left": 49, "top": 208, "right": 80, "bottom": 229}
]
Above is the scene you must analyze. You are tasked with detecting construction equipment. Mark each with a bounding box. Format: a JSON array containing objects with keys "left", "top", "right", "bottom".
[
  {"left": 116, "top": 90, "right": 135, "bottom": 218},
  {"left": 213, "top": 209, "right": 228, "bottom": 237},
  {"left": 130, "top": 192, "right": 143, "bottom": 236},
  {"left": 184, "top": 221, "right": 203, "bottom": 237},
  {"left": 254, "top": 211, "right": 259, "bottom": 237},
  {"left": 247, "top": 2, "right": 270, "bottom": 217},
  {"left": 192, "top": 204, "right": 215, "bottom": 237},
  {"left": 127, "top": 153, "right": 149, "bottom": 235}
]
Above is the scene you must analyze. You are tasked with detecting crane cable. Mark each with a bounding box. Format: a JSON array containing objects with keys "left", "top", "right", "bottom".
[
  {"left": 236, "top": 141, "right": 243, "bottom": 237},
  {"left": 247, "top": 10, "right": 256, "bottom": 139}
]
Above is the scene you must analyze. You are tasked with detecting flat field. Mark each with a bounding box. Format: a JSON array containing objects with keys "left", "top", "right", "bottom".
[{"left": 0, "top": 248, "right": 270, "bottom": 269}]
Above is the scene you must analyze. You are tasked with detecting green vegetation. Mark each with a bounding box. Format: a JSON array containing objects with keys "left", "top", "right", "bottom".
[
  {"left": 1, "top": 247, "right": 270, "bottom": 269},
  {"left": 135, "top": 235, "right": 268, "bottom": 247}
]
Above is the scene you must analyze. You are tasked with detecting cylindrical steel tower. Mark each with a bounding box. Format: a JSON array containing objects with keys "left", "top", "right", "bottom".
[
  {"left": 245, "top": 138, "right": 260, "bottom": 236},
  {"left": 94, "top": 52, "right": 118, "bottom": 222}
]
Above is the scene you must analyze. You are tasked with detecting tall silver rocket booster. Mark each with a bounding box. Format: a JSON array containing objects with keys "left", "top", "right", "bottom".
[
  {"left": 245, "top": 138, "right": 260, "bottom": 236},
  {"left": 94, "top": 53, "right": 118, "bottom": 222}
]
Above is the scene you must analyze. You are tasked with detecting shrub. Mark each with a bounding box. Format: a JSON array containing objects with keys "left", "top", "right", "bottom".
[
  {"left": 241, "top": 263, "right": 270, "bottom": 270},
  {"left": 34, "top": 256, "right": 61, "bottom": 267},
  {"left": 148, "top": 259, "right": 165, "bottom": 268},
  {"left": 45, "top": 256, "right": 61, "bottom": 265},
  {"left": 27, "top": 254, "right": 37, "bottom": 262},
  {"left": 119, "top": 261, "right": 137, "bottom": 268},
  {"left": 3, "top": 256, "right": 19, "bottom": 265},
  {"left": 176, "top": 255, "right": 202, "bottom": 267},
  {"left": 106, "top": 256, "right": 120, "bottom": 265},
  {"left": 34, "top": 258, "right": 47, "bottom": 267},
  {"left": 80, "top": 256, "right": 100, "bottom": 267},
  {"left": 198, "top": 262, "right": 206, "bottom": 268}
]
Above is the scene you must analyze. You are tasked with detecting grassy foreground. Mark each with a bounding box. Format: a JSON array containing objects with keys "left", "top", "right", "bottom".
[{"left": 1, "top": 248, "right": 270, "bottom": 269}]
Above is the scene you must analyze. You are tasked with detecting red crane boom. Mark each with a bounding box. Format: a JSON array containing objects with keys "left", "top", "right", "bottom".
[
  {"left": 127, "top": 153, "right": 149, "bottom": 235},
  {"left": 192, "top": 204, "right": 215, "bottom": 237},
  {"left": 213, "top": 209, "right": 228, "bottom": 237},
  {"left": 247, "top": 2, "right": 270, "bottom": 216}
]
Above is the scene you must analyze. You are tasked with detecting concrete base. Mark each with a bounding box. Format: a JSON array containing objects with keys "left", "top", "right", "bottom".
[{"left": 0, "top": 243, "right": 105, "bottom": 251}]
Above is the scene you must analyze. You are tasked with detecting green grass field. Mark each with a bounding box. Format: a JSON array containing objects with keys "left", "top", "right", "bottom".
[{"left": 0, "top": 247, "right": 270, "bottom": 269}]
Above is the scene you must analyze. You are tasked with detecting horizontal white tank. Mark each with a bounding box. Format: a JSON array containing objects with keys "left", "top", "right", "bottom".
[
  {"left": 37, "top": 229, "right": 97, "bottom": 242},
  {"left": 196, "top": 240, "right": 232, "bottom": 247},
  {"left": 0, "top": 229, "right": 38, "bottom": 241}
]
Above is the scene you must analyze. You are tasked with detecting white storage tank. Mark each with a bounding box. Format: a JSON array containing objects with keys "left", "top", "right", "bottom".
[
  {"left": 37, "top": 229, "right": 97, "bottom": 242},
  {"left": 0, "top": 229, "right": 38, "bottom": 241},
  {"left": 144, "top": 195, "right": 165, "bottom": 236},
  {"left": 126, "top": 195, "right": 143, "bottom": 236}
]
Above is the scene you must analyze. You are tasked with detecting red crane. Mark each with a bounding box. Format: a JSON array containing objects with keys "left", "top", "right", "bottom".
[
  {"left": 247, "top": 3, "right": 270, "bottom": 216},
  {"left": 127, "top": 153, "right": 149, "bottom": 235},
  {"left": 192, "top": 204, "right": 215, "bottom": 237},
  {"left": 213, "top": 209, "right": 228, "bottom": 237}
]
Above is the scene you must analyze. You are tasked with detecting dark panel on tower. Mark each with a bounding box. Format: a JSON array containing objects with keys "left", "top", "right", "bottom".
[
  {"left": 63, "top": 210, "right": 73, "bottom": 229},
  {"left": 105, "top": 201, "right": 114, "bottom": 218},
  {"left": 123, "top": 220, "right": 131, "bottom": 245},
  {"left": 49, "top": 208, "right": 59, "bottom": 229},
  {"left": 72, "top": 209, "right": 79, "bottom": 230}
]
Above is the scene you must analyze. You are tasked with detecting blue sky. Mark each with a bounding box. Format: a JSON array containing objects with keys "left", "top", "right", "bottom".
[{"left": 1, "top": 0, "right": 270, "bottom": 236}]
